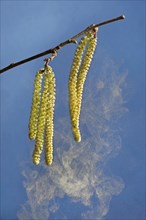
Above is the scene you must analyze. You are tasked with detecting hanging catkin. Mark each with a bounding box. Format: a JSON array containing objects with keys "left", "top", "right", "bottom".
[
  {"left": 68, "top": 35, "right": 90, "bottom": 142},
  {"left": 76, "top": 30, "right": 97, "bottom": 133},
  {"left": 68, "top": 30, "right": 97, "bottom": 142},
  {"left": 44, "top": 65, "right": 56, "bottom": 166},
  {"left": 29, "top": 29, "right": 97, "bottom": 165},
  {"left": 32, "top": 65, "right": 52, "bottom": 165},
  {"left": 28, "top": 69, "right": 44, "bottom": 140}
]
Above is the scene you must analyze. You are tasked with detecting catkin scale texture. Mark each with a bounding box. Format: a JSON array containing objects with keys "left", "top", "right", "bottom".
[
  {"left": 44, "top": 66, "right": 56, "bottom": 166},
  {"left": 32, "top": 67, "right": 51, "bottom": 165},
  {"left": 76, "top": 34, "right": 97, "bottom": 130},
  {"left": 68, "top": 31, "right": 97, "bottom": 142},
  {"left": 29, "top": 69, "right": 44, "bottom": 140},
  {"left": 68, "top": 35, "right": 90, "bottom": 142}
]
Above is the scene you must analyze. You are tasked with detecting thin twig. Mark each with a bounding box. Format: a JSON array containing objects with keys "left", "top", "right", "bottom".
[
  {"left": 0, "top": 15, "right": 125, "bottom": 74},
  {"left": 44, "top": 49, "right": 58, "bottom": 67}
]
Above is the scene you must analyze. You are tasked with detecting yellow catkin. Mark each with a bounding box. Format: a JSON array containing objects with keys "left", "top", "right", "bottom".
[
  {"left": 32, "top": 67, "right": 51, "bottom": 165},
  {"left": 76, "top": 30, "right": 97, "bottom": 132},
  {"left": 44, "top": 65, "right": 56, "bottom": 166},
  {"left": 29, "top": 69, "right": 44, "bottom": 140},
  {"left": 68, "top": 35, "right": 90, "bottom": 142}
]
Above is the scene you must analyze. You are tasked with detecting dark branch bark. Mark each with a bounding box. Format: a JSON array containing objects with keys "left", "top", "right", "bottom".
[{"left": 0, "top": 15, "right": 125, "bottom": 74}]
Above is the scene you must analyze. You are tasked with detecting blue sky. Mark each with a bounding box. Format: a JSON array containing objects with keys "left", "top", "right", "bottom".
[{"left": 0, "top": 1, "right": 145, "bottom": 220}]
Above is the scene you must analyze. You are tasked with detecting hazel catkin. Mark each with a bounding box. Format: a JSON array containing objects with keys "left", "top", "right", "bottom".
[
  {"left": 68, "top": 35, "right": 90, "bottom": 142},
  {"left": 30, "top": 29, "right": 98, "bottom": 166},
  {"left": 29, "top": 69, "right": 44, "bottom": 140},
  {"left": 44, "top": 65, "right": 56, "bottom": 166},
  {"left": 32, "top": 66, "right": 51, "bottom": 165},
  {"left": 68, "top": 30, "right": 97, "bottom": 142},
  {"left": 76, "top": 31, "right": 97, "bottom": 132}
]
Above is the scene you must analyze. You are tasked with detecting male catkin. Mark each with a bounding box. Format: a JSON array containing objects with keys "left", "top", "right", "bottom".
[
  {"left": 68, "top": 30, "right": 97, "bottom": 142},
  {"left": 44, "top": 65, "right": 56, "bottom": 166},
  {"left": 29, "top": 69, "right": 44, "bottom": 140},
  {"left": 32, "top": 66, "right": 52, "bottom": 165},
  {"left": 76, "top": 31, "right": 97, "bottom": 132},
  {"left": 68, "top": 35, "right": 90, "bottom": 142},
  {"left": 30, "top": 29, "right": 97, "bottom": 165}
]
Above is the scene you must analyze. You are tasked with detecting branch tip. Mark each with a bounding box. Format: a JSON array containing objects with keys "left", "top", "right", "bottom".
[{"left": 121, "top": 15, "right": 126, "bottom": 19}]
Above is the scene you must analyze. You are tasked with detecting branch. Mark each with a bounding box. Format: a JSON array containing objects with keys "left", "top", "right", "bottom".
[{"left": 0, "top": 15, "right": 125, "bottom": 74}]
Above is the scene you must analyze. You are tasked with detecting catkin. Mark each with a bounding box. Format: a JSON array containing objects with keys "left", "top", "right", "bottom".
[
  {"left": 76, "top": 31, "right": 97, "bottom": 132},
  {"left": 68, "top": 35, "right": 90, "bottom": 142},
  {"left": 32, "top": 66, "right": 51, "bottom": 165},
  {"left": 44, "top": 65, "right": 56, "bottom": 166},
  {"left": 29, "top": 69, "right": 44, "bottom": 140},
  {"left": 30, "top": 29, "right": 97, "bottom": 165},
  {"left": 68, "top": 30, "right": 97, "bottom": 142}
]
